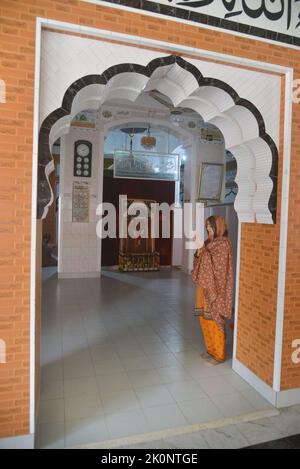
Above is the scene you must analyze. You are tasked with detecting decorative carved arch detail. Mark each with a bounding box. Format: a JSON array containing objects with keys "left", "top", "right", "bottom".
[{"left": 38, "top": 55, "right": 278, "bottom": 223}]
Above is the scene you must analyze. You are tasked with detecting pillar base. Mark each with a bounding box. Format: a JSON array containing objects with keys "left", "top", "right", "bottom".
[
  {"left": 233, "top": 358, "right": 300, "bottom": 408},
  {"left": 57, "top": 272, "right": 101, "bottom": 279}
]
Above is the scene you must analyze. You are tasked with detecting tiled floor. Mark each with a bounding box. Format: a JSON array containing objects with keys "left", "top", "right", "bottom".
[
  {"left": 117, "top": 406, "right": 300, "bottom": 450},
  {"left": 115, "top": 407, "right": 300, "bottom": 450},
  {"left": 36, "top": 268, "right": 276, "bottom": 449}
]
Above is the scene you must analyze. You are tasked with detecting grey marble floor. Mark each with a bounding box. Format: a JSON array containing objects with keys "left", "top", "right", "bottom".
[
  {"left": 37, "top": 268, "right": 280, "bottom": 449},
  {"left": 119, "top": 406, "right": 300, "bottom": 449}
]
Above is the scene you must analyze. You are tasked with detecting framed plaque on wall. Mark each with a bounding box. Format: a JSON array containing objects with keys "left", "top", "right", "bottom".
[
  {"left": 198, "top": 162, "right": 224, "bottom": 201},
  {"left": 72, "top": 181, "right": 90, "bottom": 222},
  {"left": 114, "top": 150, "right": 180, "bottom": 181}
]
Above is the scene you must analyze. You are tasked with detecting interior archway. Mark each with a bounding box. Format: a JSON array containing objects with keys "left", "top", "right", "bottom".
[
  {"left": 38, "top": 55, "right": 278, "bottom": 224},
  {"left": 99, "top": 117, "right": 195, "bottom": 269},
  {"left": 37, "top": 54, "right": 280, "bottom": 445}
]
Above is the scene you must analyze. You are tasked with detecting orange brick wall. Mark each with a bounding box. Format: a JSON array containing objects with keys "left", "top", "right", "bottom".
[
  {"left": 281, "top": 83, "right": 300, "bottom": 390},
  {"left": 0, "top": 0, "right": 299, "bottom": 439},
  {"left": 237, "top": 223, "right": 280, "bottom": 386},
  {"left": 236, "top": 76, "right": 285, "bottom": 387}
]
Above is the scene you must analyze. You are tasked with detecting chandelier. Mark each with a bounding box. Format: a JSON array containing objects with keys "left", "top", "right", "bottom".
[{"left": 141, "top": 125, "right": 156, "bottom": 150}]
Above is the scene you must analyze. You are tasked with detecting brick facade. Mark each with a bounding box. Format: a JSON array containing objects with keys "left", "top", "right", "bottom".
[
  {"left": 236, "top": 77, "right": 286, "bottom": 387},
  {"left": 0, "top": 0, "right": 299, "bottom": 438}
]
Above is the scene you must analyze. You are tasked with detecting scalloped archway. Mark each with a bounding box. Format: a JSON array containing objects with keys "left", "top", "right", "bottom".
[{"left": 38, "top": 55, "right": 278, "bottom": 224}]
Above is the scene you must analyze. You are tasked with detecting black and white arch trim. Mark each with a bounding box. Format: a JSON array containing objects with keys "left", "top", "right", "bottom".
[{"left": 38, "top": 55, "right": 278, "bottom": 224}]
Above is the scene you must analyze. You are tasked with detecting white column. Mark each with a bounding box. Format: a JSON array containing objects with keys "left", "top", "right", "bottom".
[
  {"left": 96, "top": 128, "right": 105, "bottom": 275},
  {"left": 58, "top": 128, "right": 101, "bottom": 278}
]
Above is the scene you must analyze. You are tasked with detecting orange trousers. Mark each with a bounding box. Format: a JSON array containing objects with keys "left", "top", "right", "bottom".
[{"left": 196, "top": 286, "right": 226, "bottom": 363}]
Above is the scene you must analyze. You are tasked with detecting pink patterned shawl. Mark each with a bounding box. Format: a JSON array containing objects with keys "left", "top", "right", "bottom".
[{"left": 192, "top": 237, "right": 233, "bottom": 332}]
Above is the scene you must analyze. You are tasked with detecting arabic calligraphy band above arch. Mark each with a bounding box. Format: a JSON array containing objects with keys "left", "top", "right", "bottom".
[{"left": 38, "top": 55, "right": 278, "bottom": 224}]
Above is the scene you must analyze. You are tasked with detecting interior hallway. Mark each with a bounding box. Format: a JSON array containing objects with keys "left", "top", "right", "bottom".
[{"left": 37, "top": 269, "right": 276, "bottom": 449}]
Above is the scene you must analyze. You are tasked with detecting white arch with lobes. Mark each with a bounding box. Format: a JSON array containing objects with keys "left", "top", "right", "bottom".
[{"left": 44, "top": 58, "right": 277, "bottom": 224}]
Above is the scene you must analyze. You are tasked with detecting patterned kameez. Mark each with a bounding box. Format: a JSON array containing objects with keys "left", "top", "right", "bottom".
[{"left": 192, "top": 237, "right": 233, "bottom": 363}]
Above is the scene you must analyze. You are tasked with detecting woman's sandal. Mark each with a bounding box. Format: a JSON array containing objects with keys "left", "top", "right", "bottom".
[{"left": 200, "top": 352, "right": 224, "bottom": 365}]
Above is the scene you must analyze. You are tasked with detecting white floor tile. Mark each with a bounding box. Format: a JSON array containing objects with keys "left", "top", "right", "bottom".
[
  {"left": 121, "top": 356, "right": 156, "bottom": 372},
  {"left": 106, "top": 409, "right": 149, "bottom": 439},
  {"left": 157, "top": 365, "right": 193, "bottom": 384},
  {"left": 93, "top": 360, "right": 125, "bottom": 376},
  {"left": 63, "top": 362, "right": 95, "bottom": 380},
  {"left": 97, "top": 372, "right": 133, "bottom": 394},
  {"left": 141, "top": 342, "right": 171, "bottom": 355},
  {"left": 39, "top": 399, "right": 65, "bottom": 424},
  {"left": 241, "top": 389, "right": 275, "bottom": 411},
  {"left": 127, "top": 369, "right": 164, "bottom": 388},
  {"left": 39, "top": 269, "right": 281, "bottom": 448},
  {"left": 211, "top": 392, "right": 256, "bottom": 418},
  {"left": 65, "top": 394, "right": 103, "bottom": 421},
  {"left": 101, "top": 389, "right": 141, "bottom": 415},
  {"left": 167, "top": 380, "right": 207, "bottom": 402},
  {"left": 178, "top": 398, "right": 224, "bottom": 424},
  {"left": 41, "top": 380, "right": 64, "bottom": 401},
  {"left": 41, "top": 362, "right": 63, "bottom": 383},
  {"left": 135, "top": 385, "right": 176, "bottom": 408},
  {"left": 148, "top": 353, "right": 181, "bottom": 368},
  {"left": 36, "top": 422, "right": 65, "bottom": 449},
  {"left": 222, "top": 372, "right": 252, "bottom": 392},
  {"left": 165, "top": 340, "right": 197, "bottom": 354},
  {"left": 65, "top": 415, "right": 109, "bottom": 447},
  {"left": 184, "top": 362, "right": 222, "bottom": 380},
  {"left": 143, "top": 403, "right": 188, "bottom": 432},
  {"left": 64, "top": 376, "right": 99, "bottom": 398},
  {"left": 115, "top": 348, "right": 147, "bottom": 360},
  {"left": 196, "top": 375, "right": 237, "bottom": 397},
  {"left": 90, "top": 345, "right": 120, "bottom": 361},
  {"left": 91, "top": 352, "right": 123, "bottom": 367},
  {"left": 63, "top": 350, "right": 92, "bottom": 364},
  {"left": 173, "top": 351, "right": 202, "bottom": 367}
]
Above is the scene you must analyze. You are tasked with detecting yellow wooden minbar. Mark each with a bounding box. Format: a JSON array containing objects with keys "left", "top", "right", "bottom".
[{"left": 119, "top": 252, "right": 160, "bottom": 272}]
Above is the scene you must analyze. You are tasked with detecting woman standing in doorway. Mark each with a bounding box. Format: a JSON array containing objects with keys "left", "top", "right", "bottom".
[{"left": 192, "top": 215, "right": 233, "bottom": 363}]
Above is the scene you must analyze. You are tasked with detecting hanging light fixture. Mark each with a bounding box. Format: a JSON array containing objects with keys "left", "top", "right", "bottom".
[
  {"left": 120, "top": 127, "right": 146, "bottom": 156},
  {"left": 129, "top": 131, "right": 134, "bottom": 158},
  {"left": 141, "top": 124, "right": 156, "bottom": 150}
]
